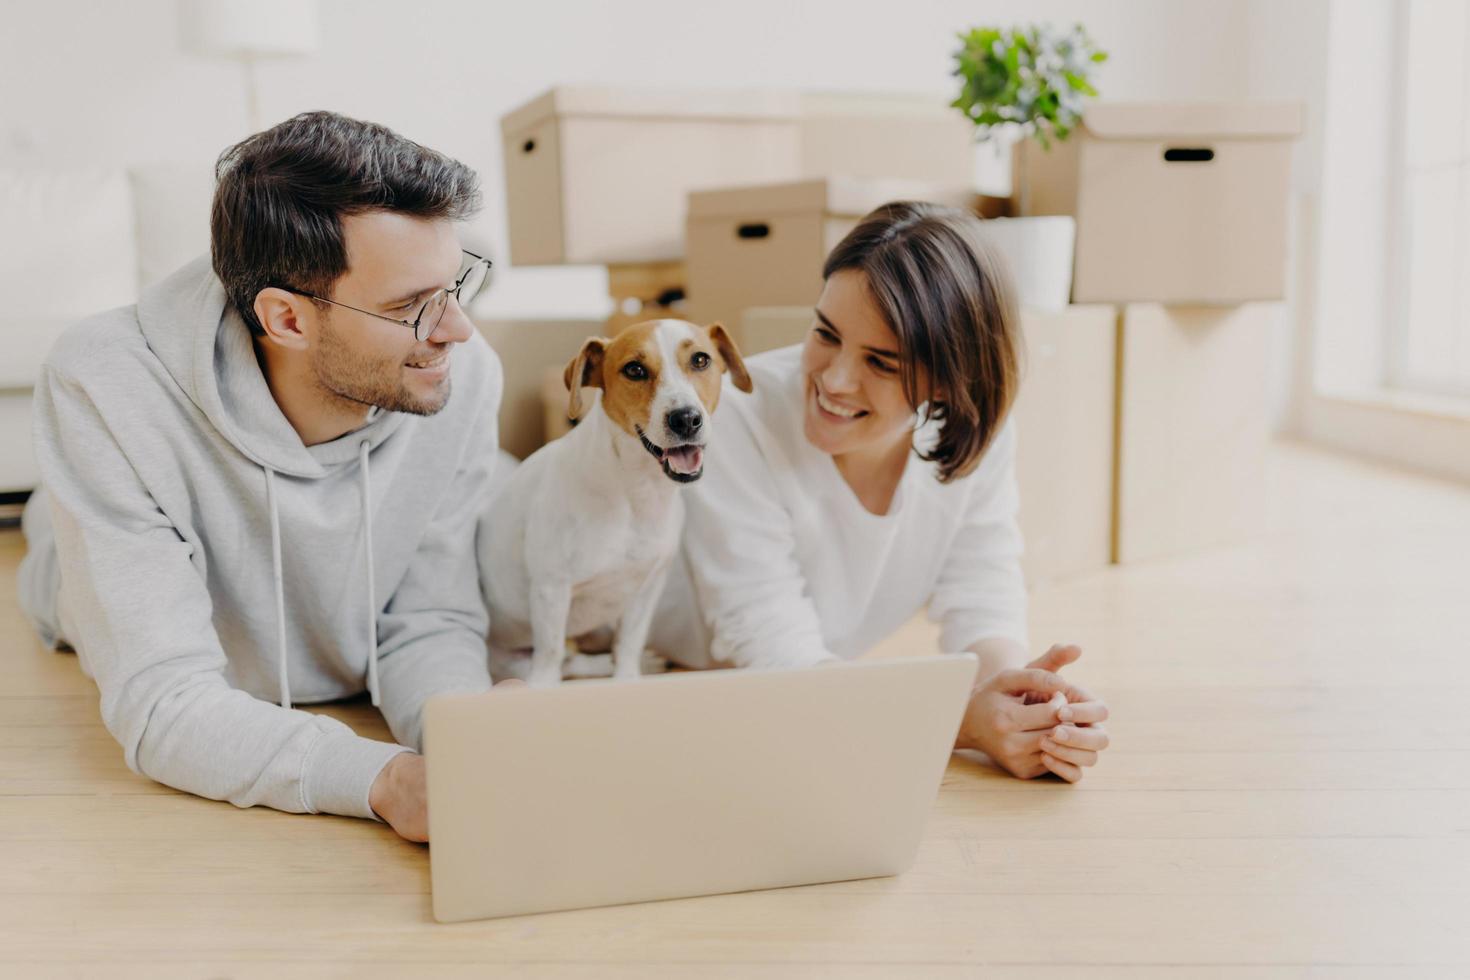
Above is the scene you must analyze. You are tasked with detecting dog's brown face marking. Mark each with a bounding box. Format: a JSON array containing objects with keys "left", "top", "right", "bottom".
[
  {"left": 564, "top": 320, "right": 752, "bottom": 434},
  {"left": 596, "top": 324, "right": 664, "bottom": 438},
  {"left": 701, "top": 322, "right": 752, "bottom": 397}
]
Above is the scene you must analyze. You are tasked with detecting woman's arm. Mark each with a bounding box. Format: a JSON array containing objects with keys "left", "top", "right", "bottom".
[
  {"left": 968, "top": 635, "right": 1029, "bottom": 687},
  {"left": 932, "top": 424, "right": 1111, "bottom": 777},
  {"left": 927, "top": 421, "right": 1029, "bottom": 654}
]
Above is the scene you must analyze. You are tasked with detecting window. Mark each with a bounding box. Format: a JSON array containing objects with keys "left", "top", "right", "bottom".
[{"left": 1393, "top": 0, "right": 1470, "bottom": 398}]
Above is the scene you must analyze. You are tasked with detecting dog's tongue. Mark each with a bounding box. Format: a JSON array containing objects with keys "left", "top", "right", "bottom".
[{"left": 665, "top": 445, "right": 703, "bottom": 475}]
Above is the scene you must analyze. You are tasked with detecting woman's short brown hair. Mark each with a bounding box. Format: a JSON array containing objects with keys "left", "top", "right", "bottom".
[{"left": 822, "top": 201, "right": 1022, "bottom": 483}]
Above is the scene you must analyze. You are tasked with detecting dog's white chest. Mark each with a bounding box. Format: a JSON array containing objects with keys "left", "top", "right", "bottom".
[
  {"left": 564, "top": 505, "right": 678, "bottom": 634},
  {"left": 567, "top": 560, "right": 658, "bottom": 634}
]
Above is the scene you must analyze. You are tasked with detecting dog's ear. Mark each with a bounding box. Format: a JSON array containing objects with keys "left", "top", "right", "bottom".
[
  {"left": 707, "top": 322, "right": 752, "bottom": 393},
  {"left": 563, "top": 336, "right": 608, "bottom": 419}
]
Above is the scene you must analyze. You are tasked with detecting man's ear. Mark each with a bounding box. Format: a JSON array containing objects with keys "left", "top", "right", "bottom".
[
  {"left": 253, "top": 288, "right": 313, "bottom": 351},
  {"left": 707, "top": 322, "right": 752, "bottom": 393},
  {"left": 563, "top": 336, "right": 608, "bottom": 419}
]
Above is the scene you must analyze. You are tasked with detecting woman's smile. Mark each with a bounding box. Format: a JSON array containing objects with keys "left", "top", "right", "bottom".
[{"left": 812, "top": 383, "right": 869, "bottom": 422}]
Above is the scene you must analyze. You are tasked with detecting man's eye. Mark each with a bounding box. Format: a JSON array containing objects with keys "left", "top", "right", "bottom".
[
  {"left": 691, "top": 352, "right": 711, "bottom": 370},
  {"left": 622, "top": 362, "right": 648, "bottom": 381}
]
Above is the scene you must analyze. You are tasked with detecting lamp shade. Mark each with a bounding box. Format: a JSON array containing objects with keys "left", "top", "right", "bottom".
[{"left": 182, "top": 0, "right": 319, "bottom": 58}]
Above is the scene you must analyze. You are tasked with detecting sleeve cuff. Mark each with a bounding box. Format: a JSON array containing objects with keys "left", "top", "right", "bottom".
[
  {"left": 301, "top": 730, "right": 413, "bottom": 821},
  {"left": 941, "top": 618, "right": 1030, "bottom": 657}
]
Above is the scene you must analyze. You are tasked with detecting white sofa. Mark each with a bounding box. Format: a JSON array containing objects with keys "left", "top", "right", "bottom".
[{"left": 0, "top": 165, "right": 216, "bottom": 493}]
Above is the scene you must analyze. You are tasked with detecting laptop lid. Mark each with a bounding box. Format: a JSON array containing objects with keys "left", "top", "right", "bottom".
[{"left": 424, "top": 653, "right": 975, "bottom": 923}]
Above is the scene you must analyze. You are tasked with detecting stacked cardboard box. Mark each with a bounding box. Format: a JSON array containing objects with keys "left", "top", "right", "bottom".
[
  {"left": 500, "top": 87, "right": 975, "bottom": 270},
  {"left": 1014, "top": 102, "right": 1304, "bottom": 562}
]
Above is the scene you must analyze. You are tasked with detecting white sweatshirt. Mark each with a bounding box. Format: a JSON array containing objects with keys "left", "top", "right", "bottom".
[{"left": 650, "top": 344, "right": 1028, "bottom": 670}]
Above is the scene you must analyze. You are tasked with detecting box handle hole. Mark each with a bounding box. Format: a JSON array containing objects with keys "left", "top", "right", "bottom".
[
  {"left": 737, "top": 223, "right": 771, "bottom": 239},
  {"left": 522, "top": 139, "right": 536, "bottom": 154},
  {"left": 1163, "top": 147, "right": 1214, "bottom": 163}
]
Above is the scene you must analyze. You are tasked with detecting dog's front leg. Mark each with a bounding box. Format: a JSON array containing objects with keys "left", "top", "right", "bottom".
[
  {"left": 611, "top": 560, "right": 671, "bottom": 682},
  {"left": 527, "top": 579, "right": 573, "bottom": 687}
]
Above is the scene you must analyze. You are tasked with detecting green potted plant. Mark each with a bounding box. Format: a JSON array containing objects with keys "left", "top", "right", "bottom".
[{"left": 951, "top": 24, "right": 1107, "bottom": 310}]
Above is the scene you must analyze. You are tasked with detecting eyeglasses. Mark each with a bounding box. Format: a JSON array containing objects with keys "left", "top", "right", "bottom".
[{"left": 279, "top": 250, "right": 492, "bottom": 342}]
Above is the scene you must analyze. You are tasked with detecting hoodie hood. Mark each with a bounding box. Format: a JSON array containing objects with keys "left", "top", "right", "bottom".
[
  {"left": 132, "top": 255, "right": 425, "bottom": 707},
  {"left": 136, "top": 256, "right": 407, "bottom": 479}
]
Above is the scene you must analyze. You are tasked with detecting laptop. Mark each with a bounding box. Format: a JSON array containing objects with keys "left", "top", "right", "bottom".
[{"left": 423, "top": 653, "right": 976, "bottom": 923}]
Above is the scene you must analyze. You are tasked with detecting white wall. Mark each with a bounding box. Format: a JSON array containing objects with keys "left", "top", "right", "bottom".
[
  {"left": 2, "top": 0, "right": 1260, "bottom": 319},
  {"left": 1243, "top": 0, "right": 1332, "bottom": 431},
  {"left": 1311, "top": 0, "right": 1398, "bottom": 396}
]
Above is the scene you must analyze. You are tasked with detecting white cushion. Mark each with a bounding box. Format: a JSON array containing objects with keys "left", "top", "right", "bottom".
[
  {"left": 0, "top": 169, "right": 138, "bottom": 317},
  {"left": 0, "top": 316, "right": 72, "bottom": 390},
  {"left": 129, "top": 163, "right": 217, "bottom": 290}
]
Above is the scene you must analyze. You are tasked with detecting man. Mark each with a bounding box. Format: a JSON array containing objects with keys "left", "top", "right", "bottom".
[{"left": 17, "top": 111, "right": 512, "bottom": 842}]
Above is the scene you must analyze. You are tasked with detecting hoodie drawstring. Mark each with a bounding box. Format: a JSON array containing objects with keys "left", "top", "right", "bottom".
[
  {"left": 359, "top": 440, "right": 380, "bottom": 707},
  {"left": 264, "top": 467, "right": 291, "bottom": 710},
  {"left": 262, "top": 444, "right": 382, "bottom": 712}
]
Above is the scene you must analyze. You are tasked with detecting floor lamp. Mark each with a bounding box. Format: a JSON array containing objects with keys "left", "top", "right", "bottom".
[{"left": 181, "top": 0, "right": 319, "bottom": 133}]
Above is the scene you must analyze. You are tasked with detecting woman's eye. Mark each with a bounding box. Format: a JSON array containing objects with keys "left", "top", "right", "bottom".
[
  {"left": 869, "top": 357, "right": 897, "bottom": 374},
  {"left": 814, "top": 326, "right": 838, "bottom": 344},
  {"left": 622, "top": 362, "right": 648, "bottom": 381},
  {"left": 691, "top": 352, "right": 711, "bottom": 370}
]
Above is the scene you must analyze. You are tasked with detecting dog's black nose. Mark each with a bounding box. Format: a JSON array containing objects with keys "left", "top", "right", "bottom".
[{"left": 667, "top": 407, "right": 703, "bottom": 440}]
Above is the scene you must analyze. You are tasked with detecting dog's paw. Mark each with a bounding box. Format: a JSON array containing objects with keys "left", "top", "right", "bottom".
[
  {"left": 488, "top": 647, "right": 533, "bottom": 683},
  {"left": 562, "top": 652, "right": 614, "bottom": 679},
  {"left": 526, "top": 669, "right": 564, "bottom": 688},
  {"left": 559, "top": 648, "right": 671, "bottom": 680},
  {"left": 640, "top": 648, "right": 671, "bottom": 674}
]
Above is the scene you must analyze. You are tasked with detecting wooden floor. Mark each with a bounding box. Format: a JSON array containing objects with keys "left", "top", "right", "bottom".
[{"left": 3, "top": 439, "right": 1469, "bottom": 978}]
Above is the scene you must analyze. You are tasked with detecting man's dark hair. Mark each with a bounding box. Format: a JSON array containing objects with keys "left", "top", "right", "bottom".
[{"left": 211, "top": 110, "right": 482, "bottom": 336}]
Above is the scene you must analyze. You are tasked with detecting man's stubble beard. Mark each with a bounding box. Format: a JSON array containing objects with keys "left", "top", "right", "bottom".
[{"left": 312, "top": 313, "right": 452, "bottom": 418}]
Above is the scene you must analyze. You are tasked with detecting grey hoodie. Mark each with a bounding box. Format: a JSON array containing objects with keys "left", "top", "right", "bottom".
[{"left": 17, "top": 256, "right": 502, "bottom": 820}]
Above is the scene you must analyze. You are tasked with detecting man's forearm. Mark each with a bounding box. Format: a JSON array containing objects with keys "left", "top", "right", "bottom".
[{"left": 374, "top": 630, "right": 494, "bottom": 751}]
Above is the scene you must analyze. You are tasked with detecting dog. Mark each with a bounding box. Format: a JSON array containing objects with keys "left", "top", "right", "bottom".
[{"left": 479, "top": 319, "right": 752, "bottom": 687}]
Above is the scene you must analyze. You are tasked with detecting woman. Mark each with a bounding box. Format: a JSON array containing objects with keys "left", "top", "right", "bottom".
[{"left": 652, "top": 201, "right": 1110, "bottom": 782}]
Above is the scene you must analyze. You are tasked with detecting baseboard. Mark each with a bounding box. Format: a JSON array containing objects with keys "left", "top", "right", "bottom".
[{"left": 0, "top": 489, "right": 31, "bottom": 528}]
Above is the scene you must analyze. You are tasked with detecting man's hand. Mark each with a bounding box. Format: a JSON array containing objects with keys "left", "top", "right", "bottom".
[
  {"left": 956, "top": 644, "right": 1110, "bottom": 783},
  {"left": 369, "top": 678, "right": 526, "bottom": 842},
  {"left": 370, "top": 750, "right": 429, "bottom": 842}
]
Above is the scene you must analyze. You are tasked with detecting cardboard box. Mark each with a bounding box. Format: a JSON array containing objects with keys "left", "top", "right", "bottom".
[
  {"left": 686, "top": 177, "right": 974, "bottom": 328},
  {"left": 797, "top": 92, "right": 976, "bottom": 188},
  {"left": 1113, "top": 302, "right": 1277, "bottom": 563},
  {"left": 733, "top": 305, "right": 1116, "bottom": 586},
  {"left": 501, "top": 87, "right": 982, "bottom": 268},
  {"left": 1010, "top": 304, "right": 1116, "bottom": 585},
  {"left": 501, "top": 87, "right": 803, "bottom": 266},
  {"left": 603, "top": 261, "right": 690, "bottom": 335},
  {"left": 542, "top": 366, "right": 579, "bottom": 444},
  {"left": 474, "top": 318, "right": 603, "bottom": 459},
  {"left": 1014, "top": 102, "right": 1304, "bottom": 304},
  {"left": 740, "top": 306, "right": 814, "bottom": 355}
]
